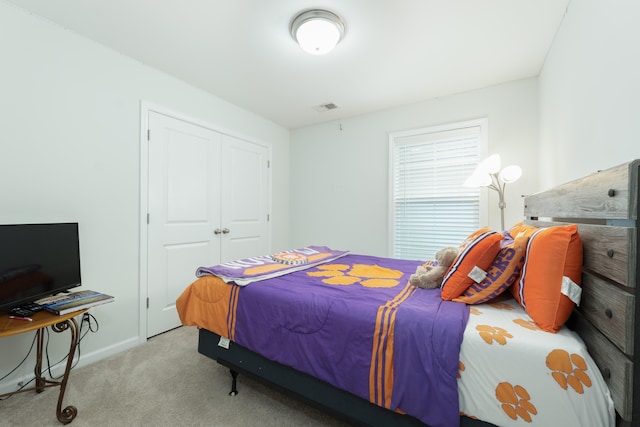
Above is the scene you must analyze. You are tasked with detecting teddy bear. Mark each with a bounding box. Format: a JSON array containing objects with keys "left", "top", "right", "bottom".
[{"left": 409, "top": 246, "right": 460, "bottom": 289}]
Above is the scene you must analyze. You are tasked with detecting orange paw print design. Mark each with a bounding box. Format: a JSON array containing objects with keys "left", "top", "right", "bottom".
[
  {"left": 496, "top": 382, "right": 537, "bottom": 422},
  {"left": 546, "top": 349, "right": 592, "bottom": 394},
  {"left": 488, "top": 301, "right": 514, "bottom": 310},
  {"left": 458, "top": 361, "right": 465, "bottom": 379},
  {"left": 469, "top": 307, "right": 482, "bottom": 316},
  {"left": 476, "top": 325, "right": 513, "bottom": 345},
  {"left": 306, "top": 263, "right": 402, "bottom": 288},
  {"left": 513, "top": 318, "right": 543, "bottom": 331}
]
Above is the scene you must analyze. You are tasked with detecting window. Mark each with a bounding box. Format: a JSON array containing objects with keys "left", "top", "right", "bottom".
[{"left": 389, "top": 119, "right": 487, "bottom": 260}]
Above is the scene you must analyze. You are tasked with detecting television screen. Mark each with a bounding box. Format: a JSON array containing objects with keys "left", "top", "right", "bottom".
[{"left": 0, "top": 223, "right": 82, "bottom": 312}]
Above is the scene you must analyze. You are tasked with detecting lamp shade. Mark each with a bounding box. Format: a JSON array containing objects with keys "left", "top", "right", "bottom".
[
  {"left": 291, "top": 10, "right": 345, "bottom": 55},
  {"left": 499, "top": 165, "right": 523, "bottom": 183},
  {"left": 463, "top": 154, "right": 501, "bottom": 188},
  {"left": 463, "top": 154, "right": 522, "bottom": 187},
  {"left": 463, "top": 170, "right": 492, "bottom": 188},
  {"left": 481, "top": 154, "right": 501, "bottom": 174}
]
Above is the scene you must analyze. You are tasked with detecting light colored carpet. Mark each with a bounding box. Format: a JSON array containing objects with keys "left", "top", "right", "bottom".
[{"left": 0, "top": 326, "right": 352, "bottom": 427}]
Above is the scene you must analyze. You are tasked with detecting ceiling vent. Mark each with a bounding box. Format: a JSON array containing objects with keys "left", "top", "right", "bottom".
[{"left": 313, "top": 103, "right": 339, "bottom": 112}]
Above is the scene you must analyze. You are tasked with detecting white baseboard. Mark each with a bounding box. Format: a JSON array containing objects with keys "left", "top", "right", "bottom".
[{"left": 0, "top": 336, "right": 141, "bottom": 395}]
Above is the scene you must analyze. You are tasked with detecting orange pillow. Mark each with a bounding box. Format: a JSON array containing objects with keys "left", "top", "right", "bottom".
[
  {"left": 510, "top": 224, "right": 583, "bottom": 333},
  {"left": 441, "top": 228, "right": 503, "bottom": 300},
  {"left": 453, "top": 232, "right": 529, "bottom": 304},
  {"left": 509, "top": 222, "right": 538, "bottom": 239}
]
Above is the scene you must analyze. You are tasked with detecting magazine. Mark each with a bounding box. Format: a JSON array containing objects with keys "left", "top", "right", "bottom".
[{"left": 35, "top": 290, "right": 114, "bottom": 315}]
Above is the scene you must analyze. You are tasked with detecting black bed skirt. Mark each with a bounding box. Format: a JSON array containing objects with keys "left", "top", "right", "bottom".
[{"left": 197, "top": 328, "right": 495, "bottom": 427}]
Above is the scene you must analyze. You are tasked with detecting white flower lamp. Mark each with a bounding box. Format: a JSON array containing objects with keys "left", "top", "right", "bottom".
[{"left": 464, "top": 154, "right": 522, "bottom": 230}]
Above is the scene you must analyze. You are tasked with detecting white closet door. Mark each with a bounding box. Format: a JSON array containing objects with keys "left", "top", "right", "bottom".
[
  {"left": 220, "top": 134, "right": 270, "bottom": 262},
  {"left": 147, "top": 111, "right": 221, "bottom": 337}
]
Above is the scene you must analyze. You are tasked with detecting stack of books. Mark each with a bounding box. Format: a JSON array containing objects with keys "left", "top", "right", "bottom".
[{"left": 35, "top": 290, "right": 114, "bottom": 315}]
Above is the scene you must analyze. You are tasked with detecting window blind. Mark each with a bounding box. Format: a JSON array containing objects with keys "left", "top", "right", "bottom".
[{"left": 391, "top": 123, "right": 483, "bottom": 260}]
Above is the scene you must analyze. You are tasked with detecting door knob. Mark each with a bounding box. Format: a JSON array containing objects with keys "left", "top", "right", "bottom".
[
  {"left": 214, "top": 228, "right": 222, "bottom": 235},
  {"left": 222, "top": 228, "right": 230, "bottom": 234}
]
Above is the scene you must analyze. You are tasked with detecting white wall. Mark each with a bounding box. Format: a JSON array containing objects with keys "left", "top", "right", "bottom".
[
  {"left": 539, "top": 0, "right": 640, "bottom": 188},
  {"left": 0, "top": 2, "right": 289, "bottom": 392},
  {"left": 290, "top": 78, "right": 539, "bottom": 257},
  {"left": 6, "top": 0, "right": 637, "bottom": 396},
  {"left": 290, "top": 0, "right": 640, "bottom": 258}
]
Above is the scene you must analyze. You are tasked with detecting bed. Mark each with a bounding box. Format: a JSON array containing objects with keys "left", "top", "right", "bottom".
[{"left": 177, "top": 159, "right": 639, "bottom": 427}]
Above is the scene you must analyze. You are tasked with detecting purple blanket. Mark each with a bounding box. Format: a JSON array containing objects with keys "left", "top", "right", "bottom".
[
  {"left": 229, "top": 254, "right": 469, "bottom": 427},
  {"left": 196, "top": 245, "right": 349, "bottom": 286}
]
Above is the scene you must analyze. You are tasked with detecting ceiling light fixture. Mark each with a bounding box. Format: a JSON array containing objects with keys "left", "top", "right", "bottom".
[{"left": 290, "top": 9, "right": 345, "bottom": 55}]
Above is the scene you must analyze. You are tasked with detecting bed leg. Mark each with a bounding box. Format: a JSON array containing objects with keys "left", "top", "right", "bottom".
[{"left": 229, "top": 369, "right": 239, "bottom": 396}]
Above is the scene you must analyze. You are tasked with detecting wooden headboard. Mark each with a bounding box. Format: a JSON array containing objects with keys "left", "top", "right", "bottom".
[{"left": 523, "top": 160, "right": 639, "bottom": 426}]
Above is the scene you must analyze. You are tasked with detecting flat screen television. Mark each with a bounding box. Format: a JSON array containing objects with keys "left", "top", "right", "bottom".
[{"left": 0, "top": 222, "right": 82, "bottom": 313}]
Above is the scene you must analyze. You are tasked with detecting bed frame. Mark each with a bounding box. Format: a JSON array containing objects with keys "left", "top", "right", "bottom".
[
  {"left": 197, "top": 159, "right": 640, "bottom": 427},
  {"left": 524, "top": 160, "right": 639, "bottom": 427}
]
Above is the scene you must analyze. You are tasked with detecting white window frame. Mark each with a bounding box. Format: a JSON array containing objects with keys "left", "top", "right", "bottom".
[{"left": 388, "top": 118, "right": 488, "bottom": 259}]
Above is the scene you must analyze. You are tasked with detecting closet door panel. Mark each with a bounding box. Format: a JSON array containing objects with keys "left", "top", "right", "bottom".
[
  {"left": 147, "top": 111, "right": 221, "bottom": 337},
  {"left": 220, "top": 134, "right": 270, "bottom": 262}
]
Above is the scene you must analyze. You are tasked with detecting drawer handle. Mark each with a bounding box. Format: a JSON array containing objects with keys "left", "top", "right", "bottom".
[
  {"left": 607, "top": 249, "right": 615, "bottom": 258},
  {"left": 605, "top": 309, "right": 613, "bottom": 319},
  {"left": 607, "top": 189, "right": 616, "bottom": 197}
]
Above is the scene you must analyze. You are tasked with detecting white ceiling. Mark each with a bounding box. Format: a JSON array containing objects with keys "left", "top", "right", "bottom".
[{"left": 7, "top": 0, "right": 570, "bottom": 129}]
